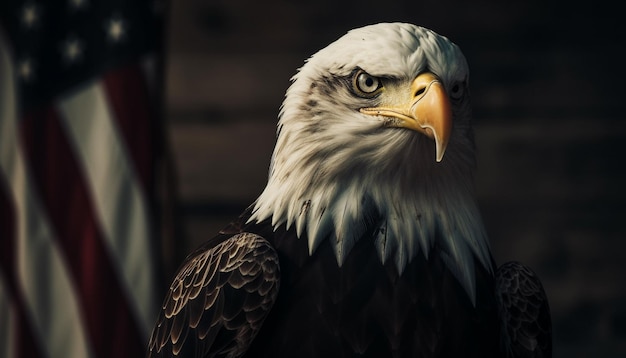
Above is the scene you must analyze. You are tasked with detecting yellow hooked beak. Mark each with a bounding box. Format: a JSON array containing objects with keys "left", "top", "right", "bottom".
[{"left": 360, "top": 72, "right": 453, "bottom": 162}]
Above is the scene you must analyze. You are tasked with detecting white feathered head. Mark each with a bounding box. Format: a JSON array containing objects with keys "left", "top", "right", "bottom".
[{"left": 251, "top": 23, "right": 492, "bottom": 303}]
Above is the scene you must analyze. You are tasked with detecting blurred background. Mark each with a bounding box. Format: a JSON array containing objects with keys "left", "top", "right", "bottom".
[{"left": 165, "top": 0, "right": 625, "bottom": 357}]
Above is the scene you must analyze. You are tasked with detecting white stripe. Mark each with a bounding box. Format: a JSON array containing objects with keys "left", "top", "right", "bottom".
[
  {"left": 0, "top": 269, "right": 16, "bottom": 358},
  {"left": 0, "top": 32, "right": 93, "bottom": 358},
  {"left": 58, "top": 82, "right": 157, "bottom": 340}
]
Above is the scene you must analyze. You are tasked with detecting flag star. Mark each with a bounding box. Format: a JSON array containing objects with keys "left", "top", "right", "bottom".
[
  {"left": 107, "top": 17, "right": 126, "bottom": 42},
  {"left": 62, "top": 37, "right": 84, "bottom": 63},
  {"left": 18, "top": 59, "right": 35, "bottom": 81},
  {"left": 21, "top": 4, "right": 39, "bottom": 28}
]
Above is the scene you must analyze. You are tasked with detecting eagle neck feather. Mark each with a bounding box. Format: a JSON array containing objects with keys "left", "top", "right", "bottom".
[{"left": 250, "top": 122, "right": 492, "bottom": 304}]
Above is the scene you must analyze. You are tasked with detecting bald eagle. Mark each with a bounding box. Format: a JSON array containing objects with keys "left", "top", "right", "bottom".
[{"left": 148, "top": 23, "right": 551, "bottom": 358}]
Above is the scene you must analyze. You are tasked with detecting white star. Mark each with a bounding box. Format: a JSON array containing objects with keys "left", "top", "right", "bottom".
[
  {"left": 18, "top": 59, "right": 34, "bottom": 81},
  {"left": 21, "top": 4, "right": 39, "bottom": 28},
  {"left": 106, "top": 17, "right": 126, "bottom": 42},
  {"left": 62, "top": 37, "right": 84, "bottom": 63}
]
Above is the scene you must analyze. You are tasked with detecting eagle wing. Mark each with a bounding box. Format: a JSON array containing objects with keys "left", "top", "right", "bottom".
[
  {"left": 496, "top": 261, "right": 552, "bottom": 358},
  {"left": 148, "top": 232, "right": 280, "bottom": 357}
]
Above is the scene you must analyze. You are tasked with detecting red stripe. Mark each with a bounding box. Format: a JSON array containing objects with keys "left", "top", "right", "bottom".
[
  {"left": 0, "top": 177, "right": 44, "bottom": 357},
  {"left": 20, "top": 107, "right": 146, "bottom": 358},
  {"left": 102, "top": 63, "right": 157, "bottom": 195}
]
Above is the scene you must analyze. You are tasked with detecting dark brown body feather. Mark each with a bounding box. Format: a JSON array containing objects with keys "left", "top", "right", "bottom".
[
  {"left": 243, "top": 217, "right": 501, "bottom": 357},
  {"left": 148, "top": 209, "right": 551, "bottom": 358}
]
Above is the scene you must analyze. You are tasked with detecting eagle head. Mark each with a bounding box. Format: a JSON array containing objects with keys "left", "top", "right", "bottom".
[{"left": 250, "top": 23, "right": 492, "bottom": 302}]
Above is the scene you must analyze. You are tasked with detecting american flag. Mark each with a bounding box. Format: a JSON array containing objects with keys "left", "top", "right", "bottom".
[{"left": 0, "top": 1, "right": 168, "bottom": 357}]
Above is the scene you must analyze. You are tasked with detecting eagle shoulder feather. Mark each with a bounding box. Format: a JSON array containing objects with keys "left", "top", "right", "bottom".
[
  {"left": 147, "top": 232, "right": 280, "bottom": 357},
  {"left": 496, "top": 261, "right": 552, "bottom": 358}
]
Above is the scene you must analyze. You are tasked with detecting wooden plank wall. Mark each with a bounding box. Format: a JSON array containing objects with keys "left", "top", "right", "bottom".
[{"left": 164, "top": 1, "right": 626, "bottom": 356}]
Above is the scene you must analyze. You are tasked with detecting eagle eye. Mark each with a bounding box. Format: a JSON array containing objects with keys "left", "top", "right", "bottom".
[
  {"left": 353, "top": 70, "right": 382, "bottom": 96},
  {"left": 449, "top": 81, "right": 465, "bottom": 100}
]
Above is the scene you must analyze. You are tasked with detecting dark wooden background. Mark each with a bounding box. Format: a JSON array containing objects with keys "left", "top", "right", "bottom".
[{"left": 163, "top": 1, "right": 625, "bottom": 356}]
